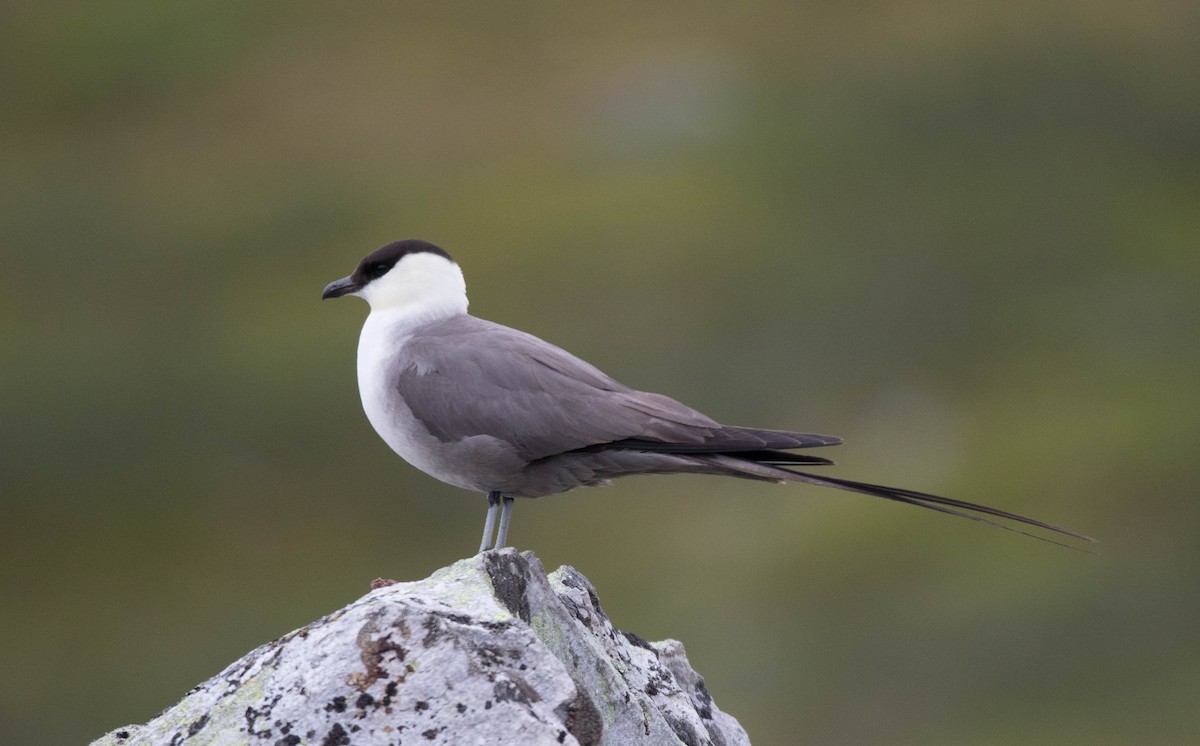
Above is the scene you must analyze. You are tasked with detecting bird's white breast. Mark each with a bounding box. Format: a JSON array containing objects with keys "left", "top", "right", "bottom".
[{"left": 355, "top": 311, "right": 521, "bottom": 493}]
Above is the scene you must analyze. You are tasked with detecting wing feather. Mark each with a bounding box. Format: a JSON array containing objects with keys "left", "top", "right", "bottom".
[{"left": 393, "top": 317, "right": 724, "bottom": 461}]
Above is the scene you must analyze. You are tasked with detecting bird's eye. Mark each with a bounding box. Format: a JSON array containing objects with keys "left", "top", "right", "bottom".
[{"left": 370, "top": 263, "right": 389, "bottom": 277}]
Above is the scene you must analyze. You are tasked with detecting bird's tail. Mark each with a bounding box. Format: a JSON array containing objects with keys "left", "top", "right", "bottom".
[{"left": 682, "top": 453, "right": 1095, "bottom": 550}]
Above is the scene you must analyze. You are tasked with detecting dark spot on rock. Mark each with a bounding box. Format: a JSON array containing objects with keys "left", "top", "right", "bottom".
[
  {"left": 422, "top": 727, "right": 442, "bottom": 740},
  {"left": 115, "top": 733, "right": 129, "bottom": 741},
  {"left": 585, "top": 587, "right": 604, "bottom": 617},
  {"left": 370, "top": 577, "right": 397, "bottom": 589},
  {"left": 186, "top": 714, "right": 209, "bottom": 736},
  {"left": 320, "top": 723, "right": 350, "bottom": 746},
  {"left": 355, "top": 693, "right": 374, "bottom": 710},
  {"left": 455, "top": 703, "right": 467, "bottom": 714},
  {"left": 483, "top": 552, "right": 531, "bottom": 623},
  {"left": 475, "top": 644, "right": 505, "bottom": 668},
  {"left": 694, "top": 679, "right": 713, "bottom": 719},
  {"left": 559, "top": 597, "right": 587, "bottom": 625},
  {"left": 274, "top": 736, "right": 301, "bottom": 746},
  {"left": 560, "top": 690, "right": 603, "bottom": 746},
  {"left": 518, "top": 664, "right": 527, "bottom": 671},
  {"left": 421, "top": 616, "right": 444, "bottom": 647},
  {"left": 305, "top": 730, "right": 316, "bottom": 740},
  {"left": 415, "top": 700, "right": 429, "bottom": 712},
  {"left": 492, "top": 679, "right": 530, "bottom": 705},
  {"left": 350, "top": 724, "right": 360, "bottom": 732},
  {"left": 243, "top": 710, "right": 265, "bottom": 738},
  {"left": 645, "top": 681, "right": 659, "bottom": 696},
  {"left": 557, "top": 731, "right": 568, "bottom": 744},
  {"left": 325, "top": 696, "right": 347, "bottom": 713},
  {"left": 356, "top": 616, "right": 408, "bottom": 689},
  {"left": 485, "top": 700, "right": 493, "bottom": 710},
  {"left": 557, "top": 568, "right": 608, "bottom": 623},
  {"left": 649, "top": 665, "right": 673, "bottom": 688},
  {"left": 446, "top": 613, "right": 472, "bottom": 625},
  {"left": 622, "top": 631, "right": 654, "bottom": 650},
  {"left": 245, "top": 696, "right": 283, "bottom": 738},
  {"left": 664, "top": 713, "right": 705, "bottom": 746}
]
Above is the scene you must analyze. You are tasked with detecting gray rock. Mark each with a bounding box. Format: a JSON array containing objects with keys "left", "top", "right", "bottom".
[{"left": 91, "top": 550, "right": 751, "bottom": 746}]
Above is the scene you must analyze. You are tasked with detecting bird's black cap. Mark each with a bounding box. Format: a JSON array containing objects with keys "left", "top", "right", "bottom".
[{"left": 323, "top": 239, "right": 454, "bottom": 299}]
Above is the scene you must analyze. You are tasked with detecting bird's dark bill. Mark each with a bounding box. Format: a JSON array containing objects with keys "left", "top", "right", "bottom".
[{"left": 322, "top": 276, "right": 361, "bottom": 299}]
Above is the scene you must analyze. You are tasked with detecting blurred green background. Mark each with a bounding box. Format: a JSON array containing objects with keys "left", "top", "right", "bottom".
[{"left": 2, "top": 2, "right": 1197, "bottom": 744}]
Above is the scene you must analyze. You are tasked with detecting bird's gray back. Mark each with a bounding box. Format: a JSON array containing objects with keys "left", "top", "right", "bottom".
[{"left": 391, "top": 315, "right": 723, "bottom": 464}]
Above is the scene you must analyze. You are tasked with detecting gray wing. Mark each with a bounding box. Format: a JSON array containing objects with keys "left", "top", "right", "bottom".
[
  {"left": 394, "top": 316, "right": 842, "bottom": 463},
  {"left": 394, "top": 316, "right": 724, "bottom": 462}
]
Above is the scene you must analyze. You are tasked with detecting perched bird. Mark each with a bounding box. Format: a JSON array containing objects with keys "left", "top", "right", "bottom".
[{"left": 322, "top": 239, "right": 1091, "bottom": 553}]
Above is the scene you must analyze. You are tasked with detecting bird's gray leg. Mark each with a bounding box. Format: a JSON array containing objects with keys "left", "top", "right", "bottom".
[
  {"left": 479, "top": 492, "right": 501, "bottom": 553},
  {"left": 494, "top": 497, "right": 516, "bottom": 549}
]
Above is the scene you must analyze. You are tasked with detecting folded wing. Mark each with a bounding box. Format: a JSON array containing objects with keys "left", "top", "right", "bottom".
[{"left": 393, "top": 316, "right": 839, "bottom": 463}]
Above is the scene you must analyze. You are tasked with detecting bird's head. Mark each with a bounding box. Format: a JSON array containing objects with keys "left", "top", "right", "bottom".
[{"left": 322, "top": 239, "right": 468, "bottom": 318}]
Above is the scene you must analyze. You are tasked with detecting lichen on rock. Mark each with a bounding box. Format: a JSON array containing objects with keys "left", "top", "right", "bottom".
[{"left": 91, "top": 550, "right": 751, "bottom": 746}]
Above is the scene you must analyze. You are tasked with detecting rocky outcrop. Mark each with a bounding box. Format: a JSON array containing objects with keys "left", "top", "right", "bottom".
[{"left": 91, "top": 549, "right": 750, "bottom": 745}]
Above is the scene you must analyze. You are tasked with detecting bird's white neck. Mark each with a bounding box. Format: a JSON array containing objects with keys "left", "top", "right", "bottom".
[{"left": 360, "top": 252, "right": 469, "bottom": 325}]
